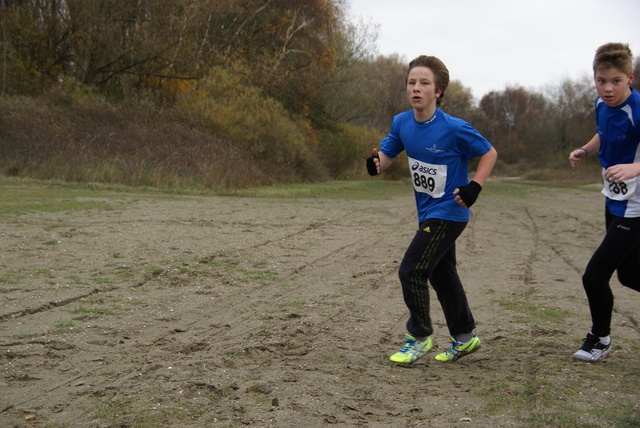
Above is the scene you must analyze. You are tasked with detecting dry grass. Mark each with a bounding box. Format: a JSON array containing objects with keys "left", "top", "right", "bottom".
[
  {"left": 0, "top": 88, "right": 598, "bottom": 191},
  {"left": 0, "top": 90, "right": 374, "bottom": 190}
]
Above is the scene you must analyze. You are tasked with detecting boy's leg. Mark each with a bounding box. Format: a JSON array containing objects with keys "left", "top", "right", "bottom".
[
  {"left": 429, "top": 242, "right": 475, "bottom": 338},
  {"left": 428, "top": 233, "right": 481, "bottom": 362},
  {"left": 398, "top": 219, "right": 465, "bottom": 338},
  {"left": 613, "top": 216, "right": 640, "bottom": 292},
  {"left": 583, "top": 213, "right": 640, "bottom": 337},
  {"left": 575, "top": 213, "right": 640, "bottom": 362}
]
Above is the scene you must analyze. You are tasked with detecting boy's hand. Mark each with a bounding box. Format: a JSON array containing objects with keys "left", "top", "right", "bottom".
[
  {"left": 569, "top": 148, "right": 588, "bottom": 169},
  {"left": 454, "top": 181, "right": 482, "bottom": 208},
  {"left": 366, "top": 148, "right": 380, "bottom": 176}
]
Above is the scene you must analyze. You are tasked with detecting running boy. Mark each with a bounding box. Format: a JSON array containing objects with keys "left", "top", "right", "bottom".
[
  {"left": 367, "top": 55, "right": 497, "bottom": 363},
  {"left": 568, "top": 42, "right": 640, "bottom": 362}
]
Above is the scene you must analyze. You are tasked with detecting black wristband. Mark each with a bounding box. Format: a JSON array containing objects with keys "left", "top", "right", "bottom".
[
  {"left": 456, "top": 180, "right": 482, "bottom": 207},
  {"left": 366, "top": 154, "right": 379, "bottom": 176}
]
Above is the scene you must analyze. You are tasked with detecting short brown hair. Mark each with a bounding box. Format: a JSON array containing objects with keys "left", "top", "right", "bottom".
[
  {"left": 407, "top": 55, "right": 450, "bottom": 107},
  {"left": 593, "top": 43, "right": 633, "bottom": 75}
]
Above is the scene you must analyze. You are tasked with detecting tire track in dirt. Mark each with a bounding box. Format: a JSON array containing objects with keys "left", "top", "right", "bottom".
[
  {"left": 2, "top": 219, "right": 352, "bottom": 412},
  {"left": 0, "top": 286, "right": 114, "bottom": 321},
  {"left": 0, "top": 214, "right": 354, "bottom": 321},
  {"left": 1, "top": 201, "right": 416, "bottom": 422}
]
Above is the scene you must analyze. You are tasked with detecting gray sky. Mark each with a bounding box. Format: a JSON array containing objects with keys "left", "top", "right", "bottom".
[{"left": 347, "top": 0, "right": 640, "bottom": 99}]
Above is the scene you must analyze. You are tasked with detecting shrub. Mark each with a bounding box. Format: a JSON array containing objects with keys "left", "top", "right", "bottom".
[
  {"left": 178, "top": 66, "right": 326, "bottom": 183},
  {"left": 0, "top": 90, "right": 272, "bottom": 189}
]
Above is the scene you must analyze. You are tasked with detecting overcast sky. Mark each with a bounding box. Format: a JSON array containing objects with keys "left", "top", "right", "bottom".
[{"left": 347, "top": 0, "right": 640, "bottom": 100}]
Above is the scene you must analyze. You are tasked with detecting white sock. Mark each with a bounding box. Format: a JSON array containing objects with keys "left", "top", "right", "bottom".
[
  {"left": 598, "top": 336, "right": 611, "bottom": 346},
  {"left": 590, "top": 332, "right": 610, "bottom": 346}
]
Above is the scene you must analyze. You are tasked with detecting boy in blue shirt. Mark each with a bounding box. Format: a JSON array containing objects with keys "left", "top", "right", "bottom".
[
  {"left": 569, "top": 43, "right": 640, "bottom": 362},
  {"left": 367, "top": 55, "right": 497, "bottom": 363}
]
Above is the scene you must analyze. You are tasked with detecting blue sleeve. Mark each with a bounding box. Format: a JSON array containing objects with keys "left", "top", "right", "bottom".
[{"left": 455, "top": 121, "right": 492, "bottom": 159}]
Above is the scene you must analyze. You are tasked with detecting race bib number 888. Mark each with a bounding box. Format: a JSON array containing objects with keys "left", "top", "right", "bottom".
[
  {"left": 601, "top": 168, "right": 637, "bottom": 201},
  {"left": 407, "top": 156, "right": 447, "bottom": 198}
]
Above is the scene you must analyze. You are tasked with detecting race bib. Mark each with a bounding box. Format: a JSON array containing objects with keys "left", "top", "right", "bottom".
[
  {"left": 407, "top": 156, "right": 447, "bottom": 198},
  {"left": 601, "top": 168, "right": 637, "bottom": 201}
]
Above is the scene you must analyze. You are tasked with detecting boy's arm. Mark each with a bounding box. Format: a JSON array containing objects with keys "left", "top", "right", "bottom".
[
  {"left": 569, "top": 133, "right": 600, "bottom": 169},
  {"left": 378, "top": 150, "right": 394, "bottom": 171},
  {"left": 453, "top": 147, "right": 498, "bottom": 208},
  {"left": 470, "top": 147, "right": 498, "bottom": 186}
]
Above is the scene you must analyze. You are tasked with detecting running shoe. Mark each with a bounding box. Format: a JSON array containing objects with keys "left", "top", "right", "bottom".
[
  {"left": 435, "top": 335, "right": 481, "bottom": 362},
  {"left": 389, "top": 334, "right": 433, "bottom": 363},
  {"left": 572, "top": 333, "right": 611, "bottom": 362}
]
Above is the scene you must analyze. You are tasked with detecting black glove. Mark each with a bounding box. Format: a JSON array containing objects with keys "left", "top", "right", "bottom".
[
  {"left": 456, "top": 181, "right": 482, "bottom": 207},
  {"left": 366, "top": 154, "right": 380, "bottom": 176}
]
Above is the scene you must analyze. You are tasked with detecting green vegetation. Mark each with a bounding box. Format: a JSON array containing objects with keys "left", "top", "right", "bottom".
[
  {"left": 498, "top": 299, "right": 570, "bottom": 324},
  {"left": 54, "top": 320, "right": 76, "bottom": 328},
  {"left": 0, "top": 182, "right": 117, "bottom": 216},
  {"left": 228, "top": 179, "right": 411, "bottom": 199},
  {"left": 2, "top": 1, "right": 639, "bottom": 191},
  {"left": 71, "top": 306, "right": 115, "bottom": 315}
]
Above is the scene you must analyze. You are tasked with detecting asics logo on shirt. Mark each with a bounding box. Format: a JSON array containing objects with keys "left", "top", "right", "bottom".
[{"left": 411, "top": 162, "right": 438, "bottom": 175}]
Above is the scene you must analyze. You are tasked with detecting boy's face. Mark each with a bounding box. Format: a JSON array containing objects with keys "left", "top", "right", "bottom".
[
  {"left": 406, "top": 66, "right": 442, "bottom": 112},
  {"left": 594, "top": 67, "right": 634, "bottom": 107}
]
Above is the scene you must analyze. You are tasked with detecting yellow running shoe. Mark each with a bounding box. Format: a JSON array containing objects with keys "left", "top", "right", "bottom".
[
  {"left": 435, "top": 335, "right": 481, "bottom": 362},
  {"left": 389, "top": 334, "right": 433, "bottom": 363}
]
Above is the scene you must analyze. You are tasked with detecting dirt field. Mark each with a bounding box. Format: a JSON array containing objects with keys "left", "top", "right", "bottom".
[{"left": 1, "top": 179, "right": 639, "bottom": 427}]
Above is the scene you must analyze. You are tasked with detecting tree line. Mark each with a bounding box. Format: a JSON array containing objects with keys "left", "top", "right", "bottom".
[{"left": 1, "top": 0, "right": 639, "bottom": 187}]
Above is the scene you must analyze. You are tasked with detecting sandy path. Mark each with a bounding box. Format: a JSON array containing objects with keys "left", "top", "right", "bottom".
[{"left": 1, "top": 180, "right": 638, "bottom": 427}]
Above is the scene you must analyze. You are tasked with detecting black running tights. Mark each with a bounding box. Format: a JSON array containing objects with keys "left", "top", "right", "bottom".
[
  {"left": 582, "top": 209, "right": 640, "bottom": 337},
  {"left": 398, "top": 218, "right": 475, "bottom": 339}
]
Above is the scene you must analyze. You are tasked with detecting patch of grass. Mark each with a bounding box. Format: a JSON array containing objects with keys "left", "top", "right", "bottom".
[
  {"left": 478, "top": 334, "right": 640, "bottom": 427},
  {"left": 64, "top": 275, "right": 89, "bottom": 285},
  {"left": 0, "top": 184, "right": 117, "bottom": 217},
  {"left": 481, "top": 180, "right": 533, "bottom": 198},
  {"left": 0, "top": 273, "right": 26, "bottom": 284},
  {"left": 2, "top": 174, "right": 597, "bottom": 208},
  {"left": 484, "top": 372, "right": 640, "bottom": 427},
  {"left": 15, "top": 333, "right": 44, "bottom": 338},
  {"left": 71, "top": 306, "right": 114, "bottom": 315},
  {"left": 0, "top": 178, "right": 198, "bottom": 220},
  {"left": 245, "top": 269, "right": 278, "bottom": 283},
  {"left": 42, "top": 223, "right": 71, "bottom": 231},
  {"left": 520, "top": 165, "right": 601, "bottom": 184},
  {"left": 227, "top": 179, "right": 410, "bottom": 199},
  {"left": 497, "top": 300, "right": 568, "bottom": 324},
  {"left": 34, "top": 268, "right": 55, "bottom": 277},
  {"left": 278, "top": 301, "right": 305, "bottom": 309},
  {"left": 55, "top": 320, "right": 76, "bottom": 328}
]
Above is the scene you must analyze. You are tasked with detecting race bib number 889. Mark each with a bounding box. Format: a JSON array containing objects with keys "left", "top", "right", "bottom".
[{"left": 407, "top": 156, "right": 447, "bottom": 198}]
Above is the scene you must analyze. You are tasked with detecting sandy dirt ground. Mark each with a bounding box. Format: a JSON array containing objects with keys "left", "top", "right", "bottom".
[{"left": 1, "top": 179, "right": 639, "bottom": 427}]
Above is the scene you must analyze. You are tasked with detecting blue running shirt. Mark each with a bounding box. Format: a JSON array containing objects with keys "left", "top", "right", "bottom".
[
  {"left": 380, "top": 109, "right": 492, "bottom": 222},
  {"left": 596, "top": 88, "right": 640, "bottom": 218}
]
